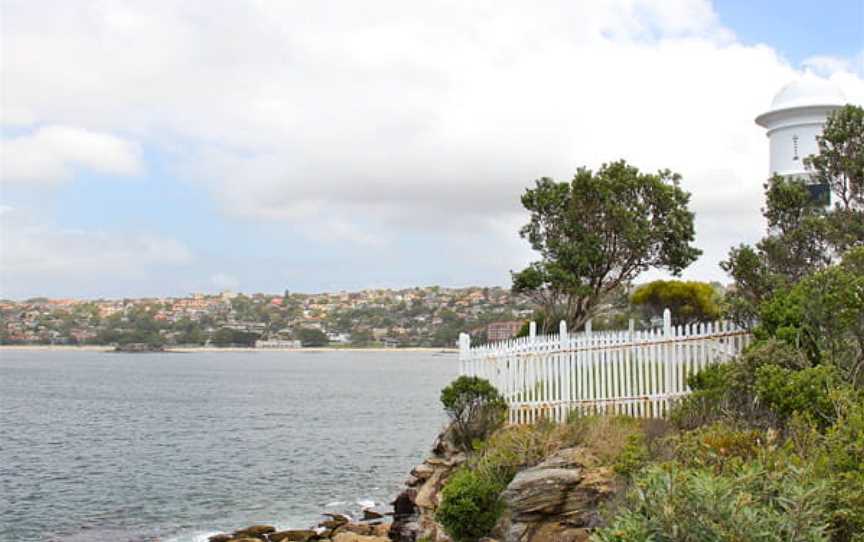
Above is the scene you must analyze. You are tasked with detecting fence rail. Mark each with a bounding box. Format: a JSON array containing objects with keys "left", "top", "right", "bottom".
[{"left": 458, "top": 309, "right": 751, "bottom": 423}]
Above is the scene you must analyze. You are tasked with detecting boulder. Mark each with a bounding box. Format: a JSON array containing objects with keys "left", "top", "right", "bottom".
[
  {"left": 498, "top": 447, "right": 618, "bottom": 542},
  {"left": 208, "top": 535, "right": 233, "bottom": 542},
  {"left": 228, "top": 538, "right": 261, "bottom": 542},
  {"left": 362, "top": 509, "right": 384, "bottom": 521},
  {"left": 232, "top": 525, "right": 276, "bottom": 540},
  {"left": 268, "top": 530, "right": 318, "bottom": 542},
  {"left": 410, "top": 463, "right": 435, "bottom": 480},
  {"left": 331, "top": 533, "right": 390, "bottom": 542}
]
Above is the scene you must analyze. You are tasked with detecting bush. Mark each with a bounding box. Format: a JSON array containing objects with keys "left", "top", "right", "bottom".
[
  {"left": 436, "top": 467, "right": 506, "bottom": 542},
  {"left": 755, "top": 364, "right": 837, "bottom": 426},
  {"left": 612, "top": 433, "right": 650, "bottom": 478},
  {"left": 818, "top": 395, "right": 864, "bottom": 541},
  {"left": 441, "top": 376, "right": 507, "bottom": 451},
  {"left": 592, "top": 461, "right": 833, "bottom": 542},
  {"left": 671, "top": 340, "right": 816, "bottom": 429},
  {"left": 758, "top": 248, "right": 864, "bottom": 388}
]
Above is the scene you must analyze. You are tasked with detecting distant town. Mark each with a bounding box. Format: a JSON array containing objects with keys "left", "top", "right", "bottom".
[{"left": 0, "top": 287, "right": 541, "bottom": 348}]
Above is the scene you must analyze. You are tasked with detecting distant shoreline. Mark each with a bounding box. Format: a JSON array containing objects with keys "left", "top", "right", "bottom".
[{"left": 0, "top": 345, "right": 458, "bottom": 354}]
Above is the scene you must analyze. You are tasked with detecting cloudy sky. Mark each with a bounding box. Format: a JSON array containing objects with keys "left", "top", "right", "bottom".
[{"left": 1, "top": 0, "right": 863, "bottom": 299}]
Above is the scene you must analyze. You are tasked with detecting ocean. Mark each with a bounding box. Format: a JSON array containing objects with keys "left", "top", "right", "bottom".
[{"left": 0, "top": 350, "right": 456, "bottom": 541}]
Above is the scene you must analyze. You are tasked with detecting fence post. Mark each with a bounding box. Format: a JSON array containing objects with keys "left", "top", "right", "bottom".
[
  {"left": 458, "top": 332, "right": 470, "bottom": 375},
  {"left": 560, "top": 320, "right": 569, "bottom": 422},
  {"left": 529, "top": 321, "right": 537, "bottom": 341},
  {"left": 663, "top": 308, "right": 672, "bottom": 414}
]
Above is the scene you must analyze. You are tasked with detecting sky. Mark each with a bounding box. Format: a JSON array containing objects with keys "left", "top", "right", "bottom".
[{"left": 1, "top": 0, "right": 863, "bottom": 300}]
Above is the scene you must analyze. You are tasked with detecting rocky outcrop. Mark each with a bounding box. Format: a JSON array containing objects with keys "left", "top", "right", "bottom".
[
  {"left": 496, "top": 448, "right": 618, "bottom": 542},
  {"left": 207, "top": 513, "right": 389, "bottom": 542},
  {"left": 389, "top": 429, "right": 466, "bottom": 542}
]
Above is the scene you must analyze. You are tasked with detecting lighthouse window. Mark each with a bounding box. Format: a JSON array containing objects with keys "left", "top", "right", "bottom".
[{"left": 792, "top": 134, "right": 799, "bottom": 160}]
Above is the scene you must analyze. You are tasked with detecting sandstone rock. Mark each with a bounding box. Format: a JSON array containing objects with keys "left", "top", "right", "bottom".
[
  {"left": 208, "top": 534, "right": 233, "bottom": 542},
  {"left": 410, "top": 463, "right": 435, "bottom": 479},
  {"left": 331, "top": 533, "right": 390, "bottom": 542},
  {"left": 524, "top": 522, "right": 590, "bottom": 542},
  {"left": 362, "top": 509, "right": 384, "bottom": 521},
  {"left": 268, "top": 529, "right": 318, "bottom": 542},
  {"left": 232, "top": 525, "right": 276, "bottom": 540},
  {"left": 499, "top": 447, "right": 618, "bottom": 542},
  {"left": 503, "top": 467, "right": 585, "bottom": 521}
]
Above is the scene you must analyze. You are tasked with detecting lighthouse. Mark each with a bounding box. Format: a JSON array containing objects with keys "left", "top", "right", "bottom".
[{"left": 755, "top": 76, "right": 846, "bottom": 202}]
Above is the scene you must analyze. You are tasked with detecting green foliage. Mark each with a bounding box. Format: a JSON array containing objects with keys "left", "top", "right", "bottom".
[
  {"left": 671, "top": 340, "right": 811, "bottom": 429},
  {"left": 631, "top": 280, "right": 720, "bottom": 325},
  {"left": 612, "top": 433, "right": 650, "bottom": 478},
  {"left": 210, "top": 327, "right": 260, "bottom": 347},
  {"left": 758, "top": 248, "right": 864, "bottom": 387},
  {"left": 512, "top": 160, "right": 700, "bottom": 332},
  {"left": 754, "top": 365, "right": 836, "bottom": 426},
  {"left": 593, "top": 461, "right": 832, "bottom": 542},
  {"left": 440, "top": 376, "right": 507, "bottom": 451},
  {"left": 805, "top": 104, "right": 864, "bottom": 211},
  {"left": 295, "top": 327, "right": 329, "bottom": 347},
  {"left": 436, "top": 467, "right": 506, "bottom": 542}
]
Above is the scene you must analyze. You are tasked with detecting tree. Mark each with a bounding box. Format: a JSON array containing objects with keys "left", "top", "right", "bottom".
[
  {"left": 296, "top": 327, "right": 329, "bottom": 347},
  {"left": 512, "top": 160, "right": 701, "bottom": 332},
  {"left": 631, "top": 280, "right": 721, "bottom": 325},
  {"left": 440, "top": 376, "right": 507, "bottom": 451},
  {"left": 723, "top": 106, "right": 864, "bottom": 325},
  {"left": 805, "top": 104, "right": 864, "bottom": 210}
]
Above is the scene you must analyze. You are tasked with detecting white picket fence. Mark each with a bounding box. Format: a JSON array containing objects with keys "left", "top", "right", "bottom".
[{"left": 458, "top": 309, "right": 752, "bottom": 424}]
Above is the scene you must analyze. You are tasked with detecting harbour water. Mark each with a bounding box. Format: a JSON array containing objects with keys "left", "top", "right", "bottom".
[{"left": 0, "top": 350, "right": 456, "bottom": 541}]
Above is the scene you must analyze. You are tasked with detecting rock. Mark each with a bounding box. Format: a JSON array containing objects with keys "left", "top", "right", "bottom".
[
  {"left": 228, "top": 539, "right": 262, "bottom": 542},
  {"left": 232, "top": 525, "right": 276, "bottom": 540},
  {"left": 208, "top": 534, "right": 233, "bottom": 542},
  {"left": 523, "top": 523, "right": 590, "bottom": 542},
  {"left": 503, "top": 467, "right": 585, "bottom": 520},
  {"left": 410, "top": 463, "right": 435, "bottom": 480},
  {"left": 498, "top": 447, "right": 618, "bottom": 542},
  {"left": 268, "top": 530, "right": 318, "bottom": 542},
  {"left": 362, "top": 509, "right": 384, "bottom": 521},
  {"left": 392, "top": 488, "right": 417, "bottom": 518},
  {"left": 331, "top": 533, "right": 390, "bottom": 542}
]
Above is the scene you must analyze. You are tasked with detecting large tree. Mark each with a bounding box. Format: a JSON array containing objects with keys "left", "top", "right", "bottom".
[{"left": 512, "top": 160, "right": 701, "bottom": 332}]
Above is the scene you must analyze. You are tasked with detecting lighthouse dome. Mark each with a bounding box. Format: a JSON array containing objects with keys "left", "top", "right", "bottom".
[{"left": 769, "top": 76, "right": 846, "bottom": 112}]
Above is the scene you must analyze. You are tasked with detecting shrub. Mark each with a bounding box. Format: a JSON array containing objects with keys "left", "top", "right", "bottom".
[
  {"left": 440, "top": 376, "right": 508, "bottom": 451},
  {"left": 672, "top": 423, "right": 766, "bottom": 474},
  {"left": 671, "top": 340, "right": 816, "bottom": 429},
  {"left": 818, "top": 395, "right": 864, "bottom": 541},
  {"left": 758, "top": 248, "right": 864, "bottom": 388},
  {"left": 592, "top": 462, "right": 833, "bottom": 542},
  {"left": 436, "top": 467, "right": 506, "bottom": 542},
  {"left": 612, "top": 433, "right": 650, "bottom": 478},
  {"left": 754, "top": 364, "right": 837, "bottom": 426}
]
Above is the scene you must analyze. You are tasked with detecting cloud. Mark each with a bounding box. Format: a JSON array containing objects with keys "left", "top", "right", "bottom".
[
  {"left": 0, "top": 208, "right": 192, "bottom": 298},
  {"left": 211, "top": 272, "right": 239, "bottom": 291},
  {"left": 2, "top": 0, "right": 863, "bottom": 292},
  {"left": 1, "top": 126, "right": 142, "bottom": 183}
]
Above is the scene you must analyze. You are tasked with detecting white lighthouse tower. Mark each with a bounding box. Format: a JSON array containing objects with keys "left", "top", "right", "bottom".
[{"left": 755, "top": 75, "right": 846, "bottom": 183}]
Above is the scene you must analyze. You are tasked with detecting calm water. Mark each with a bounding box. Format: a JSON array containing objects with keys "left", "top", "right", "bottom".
[{"left": 0, "top": 350, "right": 456, "bottom": 541}]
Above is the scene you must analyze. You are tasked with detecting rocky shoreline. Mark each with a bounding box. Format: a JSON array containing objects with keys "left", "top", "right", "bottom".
[
  {"left": 206, "top": 511, "right": 392, "bottom": 542},
  {"left": 210, "top": 424, "right": 619, "bottom": 542}
]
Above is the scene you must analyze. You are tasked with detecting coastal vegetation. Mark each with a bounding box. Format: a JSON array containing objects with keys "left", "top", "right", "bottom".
[{"left": 409, "top": 106, "right": 864, "bottom": 542}]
